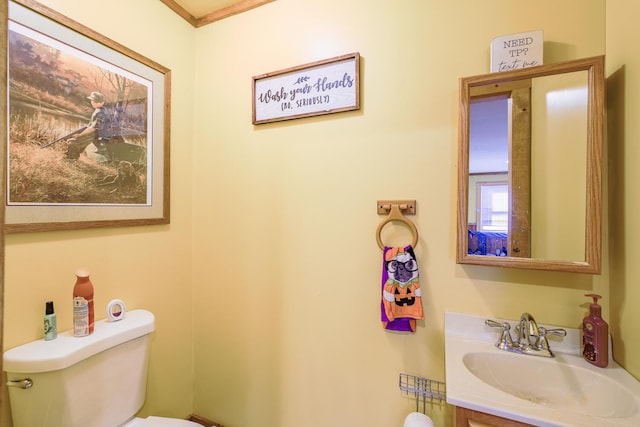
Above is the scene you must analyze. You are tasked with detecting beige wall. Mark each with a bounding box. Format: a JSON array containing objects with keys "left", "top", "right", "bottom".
[
  {"left": 6, "top": 0, "right": 640, "bottom": 427},
  {"left": 190, "top": 1, "right": 607, "bottom": 427},
  {"left": 531, "top": 72, "right": 587, "bottom": 260},
  {"left": 607, "top": 0, "right": 640, "bottom": 381}
]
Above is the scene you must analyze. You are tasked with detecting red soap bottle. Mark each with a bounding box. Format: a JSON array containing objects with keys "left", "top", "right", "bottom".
[{"left": 582, "top": 294, "right": 608, "bottom": 367}]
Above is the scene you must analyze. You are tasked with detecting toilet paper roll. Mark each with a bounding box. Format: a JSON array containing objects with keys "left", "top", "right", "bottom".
[
  {"left": 403, "top": 412, "right": 435, "bottom": 427},
  {"left": 106, "top": 299, "right": 126, "bottom": 321}
]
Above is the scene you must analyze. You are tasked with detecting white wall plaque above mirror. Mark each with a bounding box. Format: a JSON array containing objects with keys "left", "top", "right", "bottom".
[
  {"left": 491, "top": 30, "right": 543, "bottom": 73},
  {"left": 457, "top": 56, "right": 605, "bottom": 274}
]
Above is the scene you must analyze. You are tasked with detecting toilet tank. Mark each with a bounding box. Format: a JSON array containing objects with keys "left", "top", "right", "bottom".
[{"left": 3, "top": 309, "right": 155, "bottom": 427}]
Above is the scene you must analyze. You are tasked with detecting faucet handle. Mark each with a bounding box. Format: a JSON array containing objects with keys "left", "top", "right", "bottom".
[
  {"left": 485, "top": 319, "right": 513, "bottom": 350},
  {"left": 539, "top": 327, "right": 567, "bottom": 337},
  {"left": 537, "top": 326, "right": 567, "bottom": 353},
  {"left": 485, "top": 319, "right": 506, "bottom": 328}
]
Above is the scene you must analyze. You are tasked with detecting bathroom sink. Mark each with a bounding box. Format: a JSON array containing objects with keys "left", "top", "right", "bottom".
[
  {"left": 462, "top": 351, "right": 637, "bottom": 418},
  {"left": 445, "top": 312, "right": 640, "bottom": 427}
]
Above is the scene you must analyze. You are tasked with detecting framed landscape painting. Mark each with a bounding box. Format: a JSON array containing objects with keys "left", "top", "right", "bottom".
[{"left": 6, "top": 0, "right": 171, "bottom": 232}]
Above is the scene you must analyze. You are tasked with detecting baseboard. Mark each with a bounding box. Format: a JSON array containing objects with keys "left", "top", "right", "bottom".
[{"left": 188, "top": 414, "right": 225, "bottom": 427}]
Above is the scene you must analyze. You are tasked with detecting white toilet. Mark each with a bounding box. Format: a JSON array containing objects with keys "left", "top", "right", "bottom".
[{"left": 3, "top": 309, "right": 201, "bottom": 427}]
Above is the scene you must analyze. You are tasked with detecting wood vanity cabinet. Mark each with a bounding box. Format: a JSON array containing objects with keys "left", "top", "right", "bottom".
[{"left": 456, "top": 407, "right": 535, "bottom": 427}]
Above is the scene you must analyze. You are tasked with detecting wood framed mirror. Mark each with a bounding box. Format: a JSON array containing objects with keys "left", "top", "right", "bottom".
[{"left": 457, "top": 56, "right": 604, "bottom": 273}]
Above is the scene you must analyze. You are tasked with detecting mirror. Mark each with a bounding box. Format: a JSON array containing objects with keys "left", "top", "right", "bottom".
[{"left": 457, "top": 56, "right": 604, "bottom": 273}]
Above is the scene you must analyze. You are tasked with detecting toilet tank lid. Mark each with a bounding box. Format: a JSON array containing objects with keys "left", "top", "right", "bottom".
[{"left": 3, "top": 309, "right": 155, "bottom": 374}]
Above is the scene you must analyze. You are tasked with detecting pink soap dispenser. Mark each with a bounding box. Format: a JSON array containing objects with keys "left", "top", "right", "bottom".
[{"left": 582, "top": 294, "right": 608, "bottom": 368}]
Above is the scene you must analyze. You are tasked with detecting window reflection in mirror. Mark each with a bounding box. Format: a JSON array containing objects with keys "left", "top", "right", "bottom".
[{"left": 477, "top": 182, "right": 508, "bottom": 233}]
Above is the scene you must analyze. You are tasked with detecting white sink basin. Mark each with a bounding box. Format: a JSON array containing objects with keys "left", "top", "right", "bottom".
[
  {"left": 463, "top": 351, "right": 637, "bottom": 418},
  {"left": 445, "top": 312, "right": 640, "bottom": 427}
]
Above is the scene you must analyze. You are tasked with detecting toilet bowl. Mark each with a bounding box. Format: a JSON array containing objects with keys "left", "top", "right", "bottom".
[
  {"left": 3, "top": 310, "right": 198, "bottom": 427},
  {"left": 122, "top": 416, "right": 202, "bottom": 426}
]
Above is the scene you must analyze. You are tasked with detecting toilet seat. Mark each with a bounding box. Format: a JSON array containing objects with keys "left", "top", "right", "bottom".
[{"left": 123, "top": 416, "right": 202, "bottom": 426}]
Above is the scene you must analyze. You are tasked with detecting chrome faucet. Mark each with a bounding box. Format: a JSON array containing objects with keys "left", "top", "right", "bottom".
[
  {"left": 486, "top": 313, "right": 567, "bottom": 358},
  {"left": 517, "top": 312, "right": 540, "bottom": 348}
]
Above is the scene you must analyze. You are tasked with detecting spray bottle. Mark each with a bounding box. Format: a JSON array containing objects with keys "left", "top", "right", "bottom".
[{"left": 73, "top": 269, "right": 94, "bottom": 337}]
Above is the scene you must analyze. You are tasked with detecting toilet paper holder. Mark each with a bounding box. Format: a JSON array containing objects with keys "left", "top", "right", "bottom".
[{"left": 399, "top": 373, "right": 446, "bottom": 413}]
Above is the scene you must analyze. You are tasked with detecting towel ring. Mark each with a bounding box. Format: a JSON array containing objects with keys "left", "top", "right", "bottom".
[{"left": 376, "top": 204, "right": 419, "bottom": 250}]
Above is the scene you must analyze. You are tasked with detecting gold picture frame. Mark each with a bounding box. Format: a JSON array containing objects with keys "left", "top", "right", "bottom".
[{"left": 6, "top": 0, "right": 171, "bottom": 233}]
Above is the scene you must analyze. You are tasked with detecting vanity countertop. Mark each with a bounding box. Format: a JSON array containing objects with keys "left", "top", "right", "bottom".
[{"left": 445, "top": 312, "right": 640, "bottom": 427}]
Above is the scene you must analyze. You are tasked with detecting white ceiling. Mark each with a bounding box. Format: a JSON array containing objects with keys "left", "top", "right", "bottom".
[
  {"left": 160, "top": 0, "right": 274, "bottom": 26},
  {"left": 170, "top": 0, "right": 240, "bottom": 18}
]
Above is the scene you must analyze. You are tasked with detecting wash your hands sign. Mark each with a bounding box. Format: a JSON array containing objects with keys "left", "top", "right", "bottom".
[{"left": 252, "top": 53, "right": 360, "bottom": 124}]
